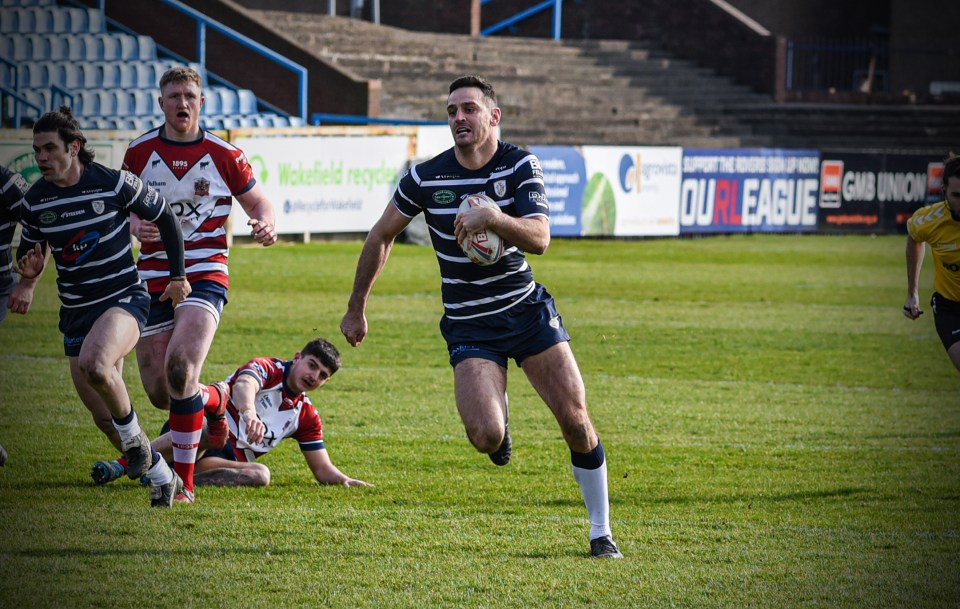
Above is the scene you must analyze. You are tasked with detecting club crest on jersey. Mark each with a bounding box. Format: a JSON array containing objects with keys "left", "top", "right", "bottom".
[
  {"left": 92, "top": 200, "right": 105, "bottom": 214},
  {"left": 39, "top": 211, "right": 57, "bottom": 224},
  {"left": 194, "top": 177, "right": 210, "bottom": 197},
  {"left": 494, "top": 180, "right": 507, "bottom": 198}
]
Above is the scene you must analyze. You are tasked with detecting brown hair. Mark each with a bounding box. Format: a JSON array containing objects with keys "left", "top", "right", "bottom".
[{"left": 33, "top": 106, "right": 94, "bottom": 164}]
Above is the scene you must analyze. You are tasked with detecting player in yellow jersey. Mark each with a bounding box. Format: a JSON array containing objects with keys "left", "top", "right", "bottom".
[{"left": 904, "top": 154, "right": 960, "bottom": 372}]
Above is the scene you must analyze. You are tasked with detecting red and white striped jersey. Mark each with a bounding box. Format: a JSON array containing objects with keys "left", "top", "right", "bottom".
[
  {"left": 123, "top": 127, "right": 255, "bottom": 293},
  {"left": 222, "top": 356, "right": 325, "bottom": 462}
]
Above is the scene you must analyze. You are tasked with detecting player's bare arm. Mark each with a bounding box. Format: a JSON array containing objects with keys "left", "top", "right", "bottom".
[
  {"left": 130, "top": 214, "right": 160, "bottom": 243},
  {"left": 232, "top": 374, "right": 265, "bottom": 443},
  {"left": 904, "top": 234, "right": 925, "bottom": 319},
  {"left": 341, "top": 203, "right": 411, "bottom": 347},
  {"left": 237, "top": 184, "right": 277, "bottom": 246},
  {"left": 303, "top": 448, "right": 372, "bottom": 487}
]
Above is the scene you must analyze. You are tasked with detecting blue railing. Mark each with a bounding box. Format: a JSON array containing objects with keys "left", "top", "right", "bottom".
[
  {"left": 157, "top": 0, "right": 308, "bottom": 122},
  {"left": 481, "top": 0, "right": 562, "bottom": 40},
  {"left": 0, "top": 85, "right": 44, "bottom": 128},
  {"left": 84, "top": 0, "right": 308, "bottom": 122}
]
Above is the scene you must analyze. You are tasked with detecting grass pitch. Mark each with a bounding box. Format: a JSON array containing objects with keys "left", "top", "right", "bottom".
[{"left": 0, "top": 235, "right": 957, "bottom": 608}]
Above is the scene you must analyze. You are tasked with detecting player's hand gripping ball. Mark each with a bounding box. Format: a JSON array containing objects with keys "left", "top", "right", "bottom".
[{"left": 457, "top": 194, "right": 504, "bottom": 266}]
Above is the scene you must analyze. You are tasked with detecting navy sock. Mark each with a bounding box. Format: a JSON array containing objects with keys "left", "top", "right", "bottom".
[{"left": 571, "top": 438, "right": 605, "bottom": 470}]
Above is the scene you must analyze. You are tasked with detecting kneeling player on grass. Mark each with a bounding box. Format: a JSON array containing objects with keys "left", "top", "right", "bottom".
[{"left": 91, "top": 338, "right": 372, "bottom": 489}]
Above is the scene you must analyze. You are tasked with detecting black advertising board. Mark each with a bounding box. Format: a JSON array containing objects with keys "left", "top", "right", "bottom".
[{"left": 817, "top": 151, "right": 944, "bottom": 233}]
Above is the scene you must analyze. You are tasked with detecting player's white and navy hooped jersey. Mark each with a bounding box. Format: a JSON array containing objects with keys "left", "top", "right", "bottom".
[
  {"left": 907, "top": 200, "right": 960, "bottom": 302},
  {"left": 394, "top": 141, "right": 548, "bottom": 321},
  {"left": 0, "top": 166, "right": 28, "bottom": 277},
  {"left": 222, "top": 356, "right": 325, "bottom": 462},
  {"left": 18, "top": 163, "right": 167, "bottom": 309},
  {"left": 123, "top": 127, "right": 255, "bottom": 294}
]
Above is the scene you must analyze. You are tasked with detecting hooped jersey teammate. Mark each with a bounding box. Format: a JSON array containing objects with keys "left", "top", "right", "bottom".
[
  {"left": 18, "top": 164, "right": 180, "bottom": 310},
  {"left": 907, "top": 200, "right": 960, "bottom": 303},
  {"left": 394, "top": 141, "right": 547, "bottom": 321},
  {"left": 221, "top": 356, "right": 325, "bottom": 462},
  {"left": 0, "top": 166, "right": 28, "bottom": 281},
  {"left": 122, "top": 127, "right": 255, "bottom": 294}
]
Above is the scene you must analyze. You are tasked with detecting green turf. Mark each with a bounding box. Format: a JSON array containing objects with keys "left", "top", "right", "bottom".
[{"left": 0, "top": 234, "right": 956, "bottom": 608}]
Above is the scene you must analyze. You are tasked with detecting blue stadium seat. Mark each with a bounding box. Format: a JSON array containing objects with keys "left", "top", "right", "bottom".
[
  {"left": 85, "top": 8, "right": 104, "bottom": 33},
  {"left": 77, "top": 33, "right": 97, "bottom": 60},
  {"left": 237, "top": 89, "right": 257, "bottom": 114},
  {"left": 61, "top": 62, "right": 84, "bottom": 88},
  {"left": 101, "top": 34, "right": 124, "bottom": 61},
  {"left": 202, "top": 88, "right": 222, "bottom": 115},
  {"left": 12, "top": 35, "right": 30, "bottom": 61},
  {"left": 218, "top": 88, "right": 239, "bottom": 114},
  {"left": 25, "top": 33, "right": 48, "bottom": 60},
  {"left": 118, "top": 62, "right": 138, "bottom": 88},
  {"left": 135, "top": 35, "right": 156, "bottom": 60},
  {"left": 43, "top": 33, "right": 67, "bottom": 60},
  {"left": 131, "top": 89, "right": 155, "bottom": 116},
  {"left": 49, "top": 7, "right": 68, "bottom": 33},
  {"left": 74, "top": 89, "right": 98, "bottom": 116},
  {"left": 66, "top": 35, "right": 87, "bottom": 60}
]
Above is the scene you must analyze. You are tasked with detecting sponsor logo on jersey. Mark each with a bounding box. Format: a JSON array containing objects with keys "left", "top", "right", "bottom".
[
  {"left": 144, "top": 189, "right": 159, "bottom": 207},
  {"left": 81, "top": 188, "right": 102, "bottom": 194},
  {"left": 61, "top": 209, "right": 86, "bottom": 218},
  {"left": 194, "top": 177, "right": 210, "bottom": 197},
  {"left": 63, "top": 230, "right": 99, "bottom": 264},
  {"left": 494, "top": 180, "right": 507, "bottom": 198},
  {"left": 92, "top": 200, "right": 105, "bottom": 214},
  {"left": 123, "top": 171, "right": 141, "bottom": 190},
  {"left": 39, "top": 211, "right": 57, "bottom": 224},
  {"left": 529, "top": 192, "right": 547, "bottom": 205},
  {"left": 433, "top": 190, "right": 456, "bottom": 204}
]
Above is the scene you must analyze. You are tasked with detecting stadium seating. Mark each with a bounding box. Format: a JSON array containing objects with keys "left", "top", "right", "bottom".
[{"left": 0, "top": 4, "right": 302, "bottom": 130}]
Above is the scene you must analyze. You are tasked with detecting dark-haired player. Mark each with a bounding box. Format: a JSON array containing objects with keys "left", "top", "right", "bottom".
[
  {"left": 16, "top": 107, "right": 189, "bottom": 507},
  {"left": 92, "top": 338, "right": 371, "bottom": 489},
  {"left": 905, "top": 153, "right": 960, "bottom": 373},
  {"left": 340, "top": 75, "right": 621, "bottom": 558}
]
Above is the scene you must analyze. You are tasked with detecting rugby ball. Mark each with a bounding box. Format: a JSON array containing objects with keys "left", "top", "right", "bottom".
[{"left": 457, "top": 194, "right": 504, "bottom": 266}]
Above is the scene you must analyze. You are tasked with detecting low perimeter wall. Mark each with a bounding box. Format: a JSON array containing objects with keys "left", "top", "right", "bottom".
[{"left": 0, "top": 126, "right": 944, "bottom": 238}]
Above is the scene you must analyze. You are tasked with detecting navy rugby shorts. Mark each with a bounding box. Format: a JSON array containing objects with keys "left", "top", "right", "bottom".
[
  {"left": 60, "top": 283, "right": 150, "bottom": 357},
  {"left": 142, "top": 280, "right": 228, "bottom": 337},
  {"left": 442, "top": 284, "right": 571, "bottom": 368},
  {"left": 931, "top": 292, "right": 960, "bottom": 351}
]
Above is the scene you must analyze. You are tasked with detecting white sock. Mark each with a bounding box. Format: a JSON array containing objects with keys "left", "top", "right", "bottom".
[
  {"left": 572, "top": 460, "right": 612, "bottom": 540},
  {"left": 112, "top": 411, "right": 141, "bottom": 443},
  {"left": 148, "top": 455, "right": 173, "bottom": 486}
]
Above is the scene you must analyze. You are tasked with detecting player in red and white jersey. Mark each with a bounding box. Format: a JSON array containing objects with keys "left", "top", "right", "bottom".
[
  {"left": 92, "top": 338, "right": 372, "bottom": 489},
  {"left": 122, "top": 66, "right": 278, "bottom": 503}
]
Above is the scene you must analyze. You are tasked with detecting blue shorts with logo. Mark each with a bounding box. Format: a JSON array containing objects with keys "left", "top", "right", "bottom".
[
  {"left": 59, "top": 283, "right": 150, "bottom": 356},
  {"left": 143, "top": 279, "right": 228, "bottom": 336},
  {"left": 440, "top": 283, "right": 571, "bottom": 368}
]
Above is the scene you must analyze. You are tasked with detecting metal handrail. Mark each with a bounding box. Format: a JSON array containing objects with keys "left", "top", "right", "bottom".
[
  {"left": 480, "top": 0, "right": 562, "bottom": 40},
  {"left": 0, "top": 85, "right": 44, "bottom": 128},
  {"left": 155, "top": 0, "right": 308, "bottom": 122}
]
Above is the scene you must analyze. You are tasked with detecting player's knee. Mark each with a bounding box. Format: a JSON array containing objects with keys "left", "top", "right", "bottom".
[
  {"left": 78, "top": 355, "right": 112, "bottom": 387},
  {"left": 466, "top": 424, "right": 504, "bottom": 454},
  {"left": 254, "top": 465, "right": 270, "bottom": 487},
  {"left": 165, "top": 355, "right": 193, "bottom": 395}
]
